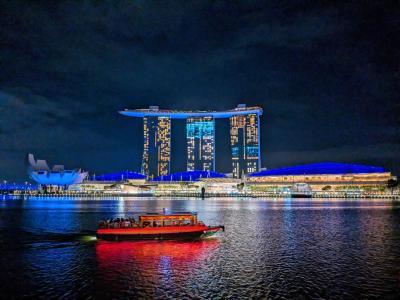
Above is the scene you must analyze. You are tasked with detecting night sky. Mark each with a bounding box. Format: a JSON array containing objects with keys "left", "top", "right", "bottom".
[{"left": 1, "top": 1, "right": 399, "bottom": 181}]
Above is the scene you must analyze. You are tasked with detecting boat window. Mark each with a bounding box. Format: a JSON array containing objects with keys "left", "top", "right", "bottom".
[{"left": 153, "top": 221, "right": 162, "bottom": 227}]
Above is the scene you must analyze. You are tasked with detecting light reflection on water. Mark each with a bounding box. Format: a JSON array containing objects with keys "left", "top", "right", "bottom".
[
  {"left": 96, "top": 239, "right": 220, "bottom": 298},
  {"left": 0, "top": 197, "right": 399, "bottom": 299}
]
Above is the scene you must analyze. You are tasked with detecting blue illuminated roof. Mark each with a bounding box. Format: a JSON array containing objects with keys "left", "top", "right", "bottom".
[
  {"left": 91, "top": 171, "right": 146, "bottom": 181},
  {"left": 151, "top": 170, "right": 226, "bottom": 181},
  {"left": 119, "top": 106, "right": 262, "bottom": 119},
  {"left": 249, "top": 162, "right": 386, "bottom": 177}
]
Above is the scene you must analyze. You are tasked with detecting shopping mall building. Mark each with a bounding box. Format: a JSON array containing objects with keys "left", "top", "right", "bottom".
[{"left": 246, "top": 162, "right": 394, "bottom": 192}]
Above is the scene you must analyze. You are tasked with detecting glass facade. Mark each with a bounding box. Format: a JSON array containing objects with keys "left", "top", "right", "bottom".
[
  {"left": 186, "top": 116, "right": 215, "bottom": 171},
  {"left": 142, "top": 116, "right": 171, "bottom": 178},
  {"left": 230, "top": 114, "right": 260, "bottom": 178}
]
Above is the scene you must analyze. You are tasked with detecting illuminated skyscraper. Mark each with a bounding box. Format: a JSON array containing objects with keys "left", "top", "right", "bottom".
[
  {"left": 186, "top": 116, "right": 215, "bottom": 171},
  {"left": 230, "top": 112, "right": 260, "bottom": 178},
  {"left": 142, "top": 116, "right": 171, "bottom": 178},
  {"left": 119, "top": 105, "right": 262, "bottom": 177}
]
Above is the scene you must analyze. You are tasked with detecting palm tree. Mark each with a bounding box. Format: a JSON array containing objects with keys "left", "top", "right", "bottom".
[{"left": 322, "top": 185, "right": 331, "bottom": 191}]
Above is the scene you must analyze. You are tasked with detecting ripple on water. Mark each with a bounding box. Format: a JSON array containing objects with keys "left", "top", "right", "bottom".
[{"left": 0, "top": 198, "right": 400, "bottom": 299}]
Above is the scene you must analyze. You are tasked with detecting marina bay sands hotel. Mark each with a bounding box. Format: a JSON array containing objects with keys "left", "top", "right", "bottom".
[{"left": 119, "top": 104, "right": 262, "bottom": 179}]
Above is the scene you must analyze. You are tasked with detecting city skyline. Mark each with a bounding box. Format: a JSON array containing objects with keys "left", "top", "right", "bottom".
[
  {"left": 0, "top": 2, "right": 399, "bottom": 299},
  {"left": 0, "top": 2, "right": 399, "bottom": 181}
]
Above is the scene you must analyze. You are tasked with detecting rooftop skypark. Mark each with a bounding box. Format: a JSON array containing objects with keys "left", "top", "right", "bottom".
[{"left": 119, "top": 105, "right": 262, "bottom": 118}]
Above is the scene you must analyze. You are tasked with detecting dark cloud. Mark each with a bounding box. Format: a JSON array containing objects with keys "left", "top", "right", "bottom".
[{"left": 0, "top": 0, "right": 399, "bottom": 181}]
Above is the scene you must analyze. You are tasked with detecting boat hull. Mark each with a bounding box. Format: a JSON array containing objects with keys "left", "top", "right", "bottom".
[{"left": 96, "top": 225, "right": 222, "bottom": 241}]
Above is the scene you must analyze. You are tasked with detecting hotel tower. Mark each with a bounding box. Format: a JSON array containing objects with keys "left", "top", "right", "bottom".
[
  {"left": 230, "top": 111, "right": 260, "bottom": 178},
  {"left": 119, "top": 104, "right": 262, "bottom": 178},
  {"left": 142, "top": 115, "right": 171, "bottom": 178},
  {"left": 186, "top": 116, "right": 215, "bottom": 172}
]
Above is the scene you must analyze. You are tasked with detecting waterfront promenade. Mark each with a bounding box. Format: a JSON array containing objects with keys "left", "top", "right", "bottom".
[{"left": 3, "top": 189, "right": 399, "bottom": 199}]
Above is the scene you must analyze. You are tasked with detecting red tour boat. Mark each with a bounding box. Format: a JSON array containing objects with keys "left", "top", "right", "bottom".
[{"left": 96, "top": 212, "right": 224, "bottom": 241}]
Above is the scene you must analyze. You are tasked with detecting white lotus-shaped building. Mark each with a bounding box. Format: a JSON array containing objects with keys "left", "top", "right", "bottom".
[{"left": 26, "top": 154, "right": 88, "bottom": 186}]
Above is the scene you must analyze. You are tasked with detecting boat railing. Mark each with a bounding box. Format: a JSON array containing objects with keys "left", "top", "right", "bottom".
[{"left": 98, "top": 219, "right": 138, "bottom": 229}]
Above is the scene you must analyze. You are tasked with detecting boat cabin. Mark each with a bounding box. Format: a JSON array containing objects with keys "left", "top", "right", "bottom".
[
  {"left": 139, "top": 212, "right": 199, "bottom": 228},
  {"left": 98, "top": 212, "right": 203, "bottom": 229}
]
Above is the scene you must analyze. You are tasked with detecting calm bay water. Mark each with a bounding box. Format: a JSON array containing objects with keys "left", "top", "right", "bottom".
[{"left": 0, "top": 196, "right": 399, "bottom": 299}]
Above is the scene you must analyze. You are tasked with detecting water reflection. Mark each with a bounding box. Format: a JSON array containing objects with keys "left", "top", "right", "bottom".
[
  {"left": 0, "top": 197, "right": 399, "bottom": 299},
  {"left": 96, "top": 239, "right": 220, "bottom": 298},
  {"left": 96, "top": 239, "right": 220, "bottom": 265}
]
